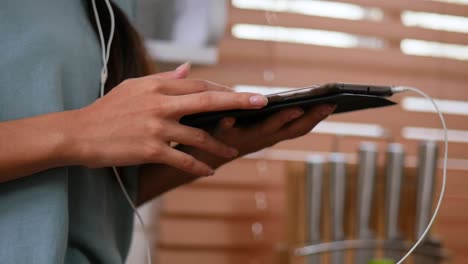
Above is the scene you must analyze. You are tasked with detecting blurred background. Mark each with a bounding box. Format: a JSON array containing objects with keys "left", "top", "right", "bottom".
[{"left": 127, "top": 0, "right": 468, "bottom": 263}]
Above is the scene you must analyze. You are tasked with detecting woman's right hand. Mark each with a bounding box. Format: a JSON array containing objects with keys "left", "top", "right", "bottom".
[{"left": 68, "top": 64, "right": 268, "bottom": 176}]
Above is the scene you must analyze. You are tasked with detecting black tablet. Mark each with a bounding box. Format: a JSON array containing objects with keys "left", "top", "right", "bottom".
[{"left": 180, "top": 83, "right": 397, "bottom": 128}]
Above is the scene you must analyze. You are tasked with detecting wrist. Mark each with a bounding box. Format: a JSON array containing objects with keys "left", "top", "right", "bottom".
[{"left": 51, "top": 109, "right": 87, "bottom": 167}]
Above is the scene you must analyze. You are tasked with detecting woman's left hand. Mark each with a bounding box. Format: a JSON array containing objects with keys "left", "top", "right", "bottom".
[
  {"left": 219, "top": 104, "right": 334, "bottom": 154},
  {"left": 177, "top": 104, "right": 335, "bottom": 170}
]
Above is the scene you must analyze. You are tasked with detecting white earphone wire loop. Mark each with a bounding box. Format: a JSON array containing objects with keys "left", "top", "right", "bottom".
[
  {"left": 392, "top": 86, "right": 448, "bottom": 264},
  {"left": 91, "top": 0, "right": 108, "bottom": 97},
  {"left": 113, "top": 167, "right": 153, "bottom": 264},
  {"left": 92, "top": 1, "right": 152, "bottom": 263},
  {"left": 103, "top": 0, "right": 115, "bottom": 66}
]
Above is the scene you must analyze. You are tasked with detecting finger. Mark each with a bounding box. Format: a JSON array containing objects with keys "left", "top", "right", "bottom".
[
  {"left": 156, "top": 79, "right": 232, "bottom": 96},
  {"left": 169, "top": 91, "right": 268, "bottom": 117},
  {"left": 212, "top": 117, "right": 236, "bottom": 137},
  {"left": 270, "top": 104, "right": 336, "bottom": 142},
  {"left": 148, "top": 62, "right": 191, "bottom": 80},
  {"left": 158, "top": 147, "right": 214, "bottom": 176},
  {"left": 218, "top": 117, "right": 236, "bottom": 130},
  {"left": 162, "top": 121, "right": 238, "bottom": 159},
  {"left": 253, "top": 108, "right": 304, "bottom": 134}
]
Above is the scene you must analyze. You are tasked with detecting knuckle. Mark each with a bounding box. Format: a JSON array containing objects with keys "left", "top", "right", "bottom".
[
  {"left": 193, "top": 79, "right": 208, "bottom": 91},
  {"left": 194, "top": 130, "right": 209, "bottom": 144},
  {"left": 296, "top": 127, "right": 311, "bottom": 138},
  {"left": 147, "top": 120, "right": 164, "bottom": 136},
  {"left": 200, "top": 91, "right": 215, "bottom": 105},
  {"left": 148, "top": 78, "right": 163, "bottom": 93},
  {"left": 313, "top": 112, "right": 323, "bottom": 121},
  {"left": 154, "top": 99, "right": 171, "bottom": 116},
  {"left": 193, "top": 91, "right": 215, "bottom": 110},
  {"left": 262, "top": 140, "right": 276, "bottom": 149},
  {"left": 283, "top": 127, "right": 303, "bottom": 139},
  {"left": 180, "top": 156, "right": 196, "bottom": 170},
  {"left": 313, "top": 108, "right": 328, "bottom": 121},
  {"left": 143, "top": 143, "right": 164, "bottom": 161}
]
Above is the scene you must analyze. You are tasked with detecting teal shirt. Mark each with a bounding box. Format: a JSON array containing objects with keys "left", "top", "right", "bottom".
[{"left": 0, "top": 1, "right": 139, "bottom": 263}]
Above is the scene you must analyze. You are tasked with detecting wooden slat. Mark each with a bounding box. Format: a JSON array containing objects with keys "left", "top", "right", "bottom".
[
  {"left": 159, "top": 218, "right": 283, "bottom": 248},
  {"left": 158, "top": 249, "right": 275, "bottom": 264},
  {"left": 284, "top": 162, "right": 308, "bottom": 245},
  {"left": 229, "top": 8, "right": 468, "bottom": 46},
  {"left": 219, "top": 38, "right": 468, "bottom": 78},
  {"left": 161, "top": 187, "right": 284, "bottom": 218},
  {"left": 191, "top": 61, "right": 468, "bottom": 100},
  {"left": 193, "top": 159, "right": 285, "bottom": 188},
  {"left": 246, "top": 144, "right": 468, "bottom": 173},
  {"left": 327, "top": 106, "right": 468, "bottom": 131},
  {"left": 339, "top": 0, "right": 468, "bottom": 17},
  {"left": 272, "top": 132, "right": 468, "bottom": 160}
]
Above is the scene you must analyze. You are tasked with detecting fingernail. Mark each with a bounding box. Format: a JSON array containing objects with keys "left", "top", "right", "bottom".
[
  {"left": 223, "top": 117, "right": 235, "bottom": 128},
  {"left": 176, "top": 62, "right": 191, "bottom": 73},
  {"left": 289, "top": 109, "right": 304, "bottom": 120},
  {"left": 207, "top": 169, "right": 215, "bottom": 176},
  {"left": 320, "top": 104, "right": 336, "bottom": 117},
  {"left": 249, "top": 95, "right": 268, "bottom": 107}
]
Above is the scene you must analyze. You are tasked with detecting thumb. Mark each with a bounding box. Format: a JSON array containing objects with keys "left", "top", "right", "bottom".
[{"left": 152, "top": 62, "right": 191, "bottom": 80}]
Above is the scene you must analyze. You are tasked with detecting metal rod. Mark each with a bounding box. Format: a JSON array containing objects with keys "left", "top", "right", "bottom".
[
  {"left": 329, "top": 153, "right": 347, "bottom": 264},
  {"left": 415, "top": 141, "right": 438, "bottom": 237},
  {"left": 384, "top": 143, "right": 405, "bottom": 261},
  {"left": 415, "top": 141, "right": 441, "bottom": 264},
  {"left": 305, "top": 155, "right": 324, "bottom": 264},
  {"left": 355, "top": 142, "right": 378, "bottom": 264}
]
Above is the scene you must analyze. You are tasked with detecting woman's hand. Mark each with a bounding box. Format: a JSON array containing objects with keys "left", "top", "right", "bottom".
[
  {"left": 218, "top": 105, "right": 335, "bottom": 155},
  {"left": 176, "top": 104, "right": 336, "bottom": 170},
  {"left": 67, "top": 64, "right": 268, "bottom": 176},
  {"left": 137, "top": 103, "right": 335, "bottom": 204}
]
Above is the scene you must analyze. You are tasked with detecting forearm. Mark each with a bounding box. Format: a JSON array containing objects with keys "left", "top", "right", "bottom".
[
  {"left": 137, "top": 145, "right": 229, "bottom": 205},
  {"left": 0, "top": 111, "right": 78, "bottom": 182}
]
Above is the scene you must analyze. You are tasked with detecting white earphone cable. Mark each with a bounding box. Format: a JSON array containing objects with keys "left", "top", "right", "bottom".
[
  {"left": 90, "top": 0, "right": 108, "bottom": 97},
  {"left": 113, "top": 167, "right": 153, "bottom": 264},
  {"left": 91, "top": 1, "right": 152, "bottom": 263},
  {"left": 391, "top": 86, "right": 448, "bottom": 264}
]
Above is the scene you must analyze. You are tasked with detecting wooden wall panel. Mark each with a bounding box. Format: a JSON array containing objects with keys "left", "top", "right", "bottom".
[
  {"left": 155, "top": 1, "right": 468, "bottom": 263},
  {"left": 158, "top": 218, "right": 283, "bottom": 249},
  {"left": 219, "top": 39, "right": 468, "bottom": 79}
]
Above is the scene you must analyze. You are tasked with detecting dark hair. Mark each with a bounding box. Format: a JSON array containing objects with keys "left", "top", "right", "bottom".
[{"left": 85, "top": 0, "right": 155, "bottom": 94}]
